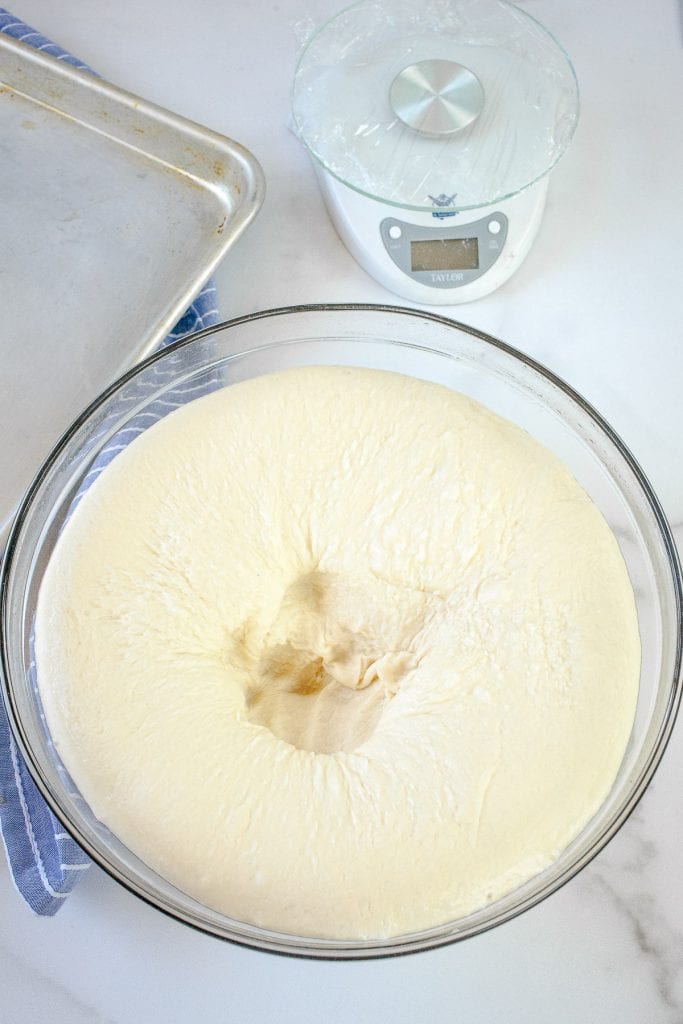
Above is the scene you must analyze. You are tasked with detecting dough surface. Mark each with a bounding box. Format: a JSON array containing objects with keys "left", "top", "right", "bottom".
[{"left": 35, "top": 366, "right": 640, "bottom": 938}]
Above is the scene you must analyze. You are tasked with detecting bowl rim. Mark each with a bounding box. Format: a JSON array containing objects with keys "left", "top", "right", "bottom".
[{"left": 2, "top": 301, "right": 681, "bottom": 959}]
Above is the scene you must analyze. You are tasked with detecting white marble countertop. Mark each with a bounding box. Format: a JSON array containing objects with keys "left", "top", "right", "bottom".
[{"left": 2, "top": 1, "right": 682, "bottom": 1020}]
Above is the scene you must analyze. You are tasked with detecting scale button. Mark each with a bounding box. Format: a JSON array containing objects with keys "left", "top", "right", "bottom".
[
  {"left": 488, "top": 219, "right": 502, "bottom": 235},
  {"left": 388, "top": 225, "right": 402, "bottom": 239}
]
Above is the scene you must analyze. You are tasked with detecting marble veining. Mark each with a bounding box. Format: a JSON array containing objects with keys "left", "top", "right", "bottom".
[
  {"left": 587, "top": 860, "right": 683, "bottom": 1017},
  {"left": 1, "top": 0, "right": 682, "bottom": 1021},
  {"left": 0, "top": 914, "right": 116, "bottom": 1024}
]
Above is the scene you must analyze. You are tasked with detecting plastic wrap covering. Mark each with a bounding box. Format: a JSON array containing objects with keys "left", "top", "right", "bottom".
[{"left": 292, "top": 0, "right": 579, "bottom": 211}]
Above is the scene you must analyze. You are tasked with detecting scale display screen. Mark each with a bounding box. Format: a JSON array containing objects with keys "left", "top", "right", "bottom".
[{"left": 411, "top": 237, "right": 479, "bottom": 272}]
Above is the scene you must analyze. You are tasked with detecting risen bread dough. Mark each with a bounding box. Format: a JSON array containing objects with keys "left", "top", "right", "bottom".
[{"left": 35, "top": 366, "right": 640, "bottom": 938}]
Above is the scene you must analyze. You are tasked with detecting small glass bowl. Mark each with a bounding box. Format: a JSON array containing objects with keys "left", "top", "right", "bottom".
[{"left": 1, "top": 304, "right": 681, "bottom": 958}]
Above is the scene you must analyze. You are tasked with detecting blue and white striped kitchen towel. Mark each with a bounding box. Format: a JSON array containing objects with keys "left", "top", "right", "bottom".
[{"left": 0, "top": 9, "right": 220, "bottom": 915}]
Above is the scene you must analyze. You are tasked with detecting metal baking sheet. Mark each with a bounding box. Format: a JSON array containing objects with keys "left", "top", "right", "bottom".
[{"left": 0, "top": 34, "right": 264, "bottom": 546}]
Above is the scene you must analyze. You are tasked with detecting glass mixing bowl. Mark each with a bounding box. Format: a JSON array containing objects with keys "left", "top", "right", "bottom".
[{"left": 1, "top": 304, "right": 681, "bottom": 958}]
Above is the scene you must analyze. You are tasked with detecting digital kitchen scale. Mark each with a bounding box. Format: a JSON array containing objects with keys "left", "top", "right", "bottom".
[{"left": 292, "top": 0, "right": 579, "bottom": 304}]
